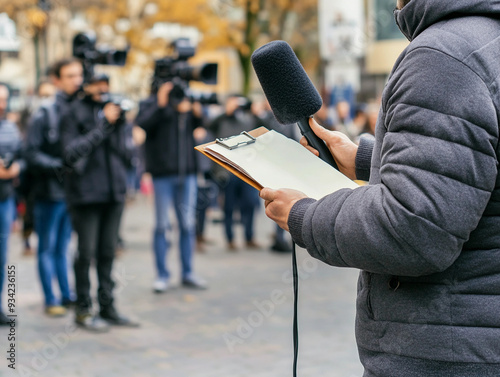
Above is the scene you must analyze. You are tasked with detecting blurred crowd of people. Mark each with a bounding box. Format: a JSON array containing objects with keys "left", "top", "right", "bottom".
[{"left": 0, "top": 56, "right": 379, "bottom": 333}]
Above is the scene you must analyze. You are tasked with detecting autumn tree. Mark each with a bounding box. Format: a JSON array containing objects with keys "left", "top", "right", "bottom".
[
  {"left": 0, "top": 0, "right": 319, "bottom": 95},
  {"left": 207, "top": 0, "right": 319, "bottom": 94},
  {"left": 142, "top": 0, "right": 319, "bottom": 95},
  {"left": 0, "top": 0, "right": 50, "bottom": 82}
]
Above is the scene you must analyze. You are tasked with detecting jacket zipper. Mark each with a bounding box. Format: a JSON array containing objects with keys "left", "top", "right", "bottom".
[{"left": 366, "top": 272, "right": 374, "bottom": 319}]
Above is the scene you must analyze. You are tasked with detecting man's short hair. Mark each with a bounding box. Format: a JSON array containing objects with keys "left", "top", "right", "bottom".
[{"left": 49, "top": 58, "right": 82, "bottom": 79}]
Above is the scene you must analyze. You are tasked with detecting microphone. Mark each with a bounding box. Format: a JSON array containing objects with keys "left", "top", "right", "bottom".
[{"left": 251, "top": 40, "right": 338, "bottom": 169}]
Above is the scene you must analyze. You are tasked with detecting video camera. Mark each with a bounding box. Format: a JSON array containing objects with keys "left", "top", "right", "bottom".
[
  {"left": 72, "top": 32, "right": 132, "bottom": 120},
  {"left": 154, "top": 38, "right": 218, "bottom": 106},
  {"left": 236, "top": 96, "right": 252, "bottom": 111},
  {"left": 100, "top": 92, "right": 134, "bottom": 124},
  {"left": 72, "top": 32, "right": 128, "bottom": 83}
]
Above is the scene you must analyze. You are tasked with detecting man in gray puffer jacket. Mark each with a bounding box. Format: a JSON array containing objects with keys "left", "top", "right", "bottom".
[{"left": 260, "top": 0, "right": 500, "bottom": 375}]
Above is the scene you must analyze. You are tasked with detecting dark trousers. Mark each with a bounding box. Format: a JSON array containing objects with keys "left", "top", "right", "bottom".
[
  {"left": 196, "top": 173, "right": 218, "bottom": 237},
  {"left": 224, "top": 175, "right": 259, "bottom": 242},
  {"left": 70, "top": 202, "right": 124, "bottom": 313}
]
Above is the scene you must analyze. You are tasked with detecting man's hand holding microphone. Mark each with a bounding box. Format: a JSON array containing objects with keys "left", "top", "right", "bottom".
[
  {"left": 260, "top": 118, "right": 359, "bottom": 231},
  {"left": 251, "top": 40, "right": 360, "bottom": 231}
]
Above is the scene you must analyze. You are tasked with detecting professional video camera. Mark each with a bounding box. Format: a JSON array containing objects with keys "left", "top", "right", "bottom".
[
  {"left": 100, "top": 92, "right": 134, "bottom": 124},
  {"left": 236, "top": 96, "right": 252, "bottom": 111},
  {"left": 72, "top": 32, "right": 132, "bottom": 119},
  {"left": 153, "top": 38, "right": 218, "bottom": 106},
  {"left": 72, "top": 32, "right": 128, "bottom": 83}
]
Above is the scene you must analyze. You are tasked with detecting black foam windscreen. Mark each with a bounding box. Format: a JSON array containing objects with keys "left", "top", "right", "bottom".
[{"left": 251, "top": 40, "right": 322, "bottom": 125}]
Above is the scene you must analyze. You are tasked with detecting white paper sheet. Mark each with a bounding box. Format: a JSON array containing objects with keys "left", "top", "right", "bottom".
[{"left": 205, "top": 130, "right": 358, "bottom": 200}]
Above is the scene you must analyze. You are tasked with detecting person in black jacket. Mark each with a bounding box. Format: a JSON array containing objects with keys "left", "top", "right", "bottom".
[
  {"left": 135, "top": 81, "right": 207, "bottom": 293},
  {"left": 26, "top": 58, "right": 83, "bottom": 317},
  {"left": 0, "top": 84, "right": 23, "bottom": 325},
  {"left": 60, "top": 74, "right": 137, "bottom": 332}
]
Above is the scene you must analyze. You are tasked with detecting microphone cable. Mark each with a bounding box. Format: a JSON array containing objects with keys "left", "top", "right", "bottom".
[{"left": 292, "top": 241, "right": 299, "bottom": 377}]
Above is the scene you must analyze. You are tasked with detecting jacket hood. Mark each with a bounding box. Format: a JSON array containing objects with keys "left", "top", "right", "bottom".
[{"left": 395, "top": 0, "right": 500, "bottom": 41}]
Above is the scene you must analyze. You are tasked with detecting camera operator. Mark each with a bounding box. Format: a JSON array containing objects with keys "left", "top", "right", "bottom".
[
  {"left": 208, "top": 95, "right": 261, "bottom": 251},
  {"left": 135, "top": 81, "right": 207, "bottom": 293},
  {"left": 0, "top": 83, "right": 24, "bottom": 326},
  {"left": 60, "top": 74, "right": 137, "bottom": 332},
  {"left": 25, "top": 58, "right": 83, "bottom": 317}
]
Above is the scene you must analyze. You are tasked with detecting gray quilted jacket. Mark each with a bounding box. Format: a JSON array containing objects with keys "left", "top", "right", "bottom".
[{"left": 288, "top": 1, "right": 500, "bottom": 375}]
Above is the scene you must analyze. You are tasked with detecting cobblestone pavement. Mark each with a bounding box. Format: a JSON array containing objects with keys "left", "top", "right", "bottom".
[{"left": 0, "top": 195, "right": 363, "bottom": 377}]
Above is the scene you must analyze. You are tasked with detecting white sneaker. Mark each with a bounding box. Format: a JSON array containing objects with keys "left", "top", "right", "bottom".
[{"left": 152, "top": 279, "right": 169, "bottom": 293}]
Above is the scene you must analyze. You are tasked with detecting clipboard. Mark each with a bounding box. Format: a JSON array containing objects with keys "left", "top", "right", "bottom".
[
  {"left": 195, "top": 127, "right": 269, "bottom": 191},
  {"left": 215, "top": 131, "right": 256, "bottom": 150},
  {"left": 195, "top": 127, "right": 359, "bottom": 200}
]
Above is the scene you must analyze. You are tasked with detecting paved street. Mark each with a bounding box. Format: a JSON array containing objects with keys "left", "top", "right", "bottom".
[{"left": 0, "top": 194, "right": 363, "bottom": 377}]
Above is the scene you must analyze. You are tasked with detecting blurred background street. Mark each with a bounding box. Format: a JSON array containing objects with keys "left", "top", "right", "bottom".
[{"left": 1, "top": 195, "right": 362, "bottom": 377}]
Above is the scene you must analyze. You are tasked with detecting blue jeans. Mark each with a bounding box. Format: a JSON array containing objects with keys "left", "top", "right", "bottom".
[
  {"left": 153, "top": 175, "right": 197, "bottom": 280},
  {"left": 0, "top": 197, "right": 15, "bottom": 313},
  {"left": 34, "top": 200, "right": 73, "bottom": 306},
  {"left": 224, "top": 175, "right": 260, "bottom": 242}
]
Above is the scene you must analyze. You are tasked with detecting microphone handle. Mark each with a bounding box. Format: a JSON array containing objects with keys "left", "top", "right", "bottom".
[{"left": 297, "top": 117, "right": 339, "bottom": 170}]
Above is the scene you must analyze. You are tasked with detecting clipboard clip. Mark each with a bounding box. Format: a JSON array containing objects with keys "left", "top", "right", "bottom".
[{"left": 216, "top": 131, "right": 256, "bottom": 150}]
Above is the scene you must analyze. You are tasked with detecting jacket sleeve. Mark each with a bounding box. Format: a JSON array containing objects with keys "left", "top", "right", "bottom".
[
  {"left": 288, "top": 48, "right": 499, "bottom": 277},
  {"left": 12, "top": 126, "right": 26, "bottom": 173},
  {"left": 59, "top": 105, "right": 108, "bottom": 168},
  {"left": 355, "top": 136, "right": 374, "bottom": 181},
  {"left": 135, "top": 97, "right": 173, "bottom": 133},
  {"left": 108, "top": 121, "right": 134, "bottom": 168},
  {"left": 25, "top": 108, "right": 63, "bottom": 175}
]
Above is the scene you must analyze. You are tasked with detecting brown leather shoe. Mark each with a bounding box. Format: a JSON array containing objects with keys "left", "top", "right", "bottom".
[{"left": 45, "top": 305, "right": 67, "bottom": 317}]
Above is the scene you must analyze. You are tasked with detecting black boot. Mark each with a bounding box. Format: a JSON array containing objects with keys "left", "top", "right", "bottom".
[
  {"left": 75, "top": 310, "right": 110, "bottom": 333},
  {"left": 100, "top": 305, "right": 139, "bottom": 327}
]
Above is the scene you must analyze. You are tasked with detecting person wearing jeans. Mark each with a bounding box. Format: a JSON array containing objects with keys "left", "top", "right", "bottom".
[
  {"left": 26, "top": 58, "right": 83, "bottom": 316},
  {"left": 153, "top": 174, "right": 197, "bottom": 284},
  {"left": 0, "top": 84, "right": 23, "bottom": 325},
  {"left": 33, "top": 202, "right": 72, "bottom": 311},
  {"left": 0, "top": 198, "right": 15, "bottom": 325},
  {"left": 135, "top": 82, "right": 207, "bottom": 293}
]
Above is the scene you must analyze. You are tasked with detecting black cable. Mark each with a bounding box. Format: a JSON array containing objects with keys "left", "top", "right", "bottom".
[{"left": 292, "top": 241, "right": 299, "bottom": 377}]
